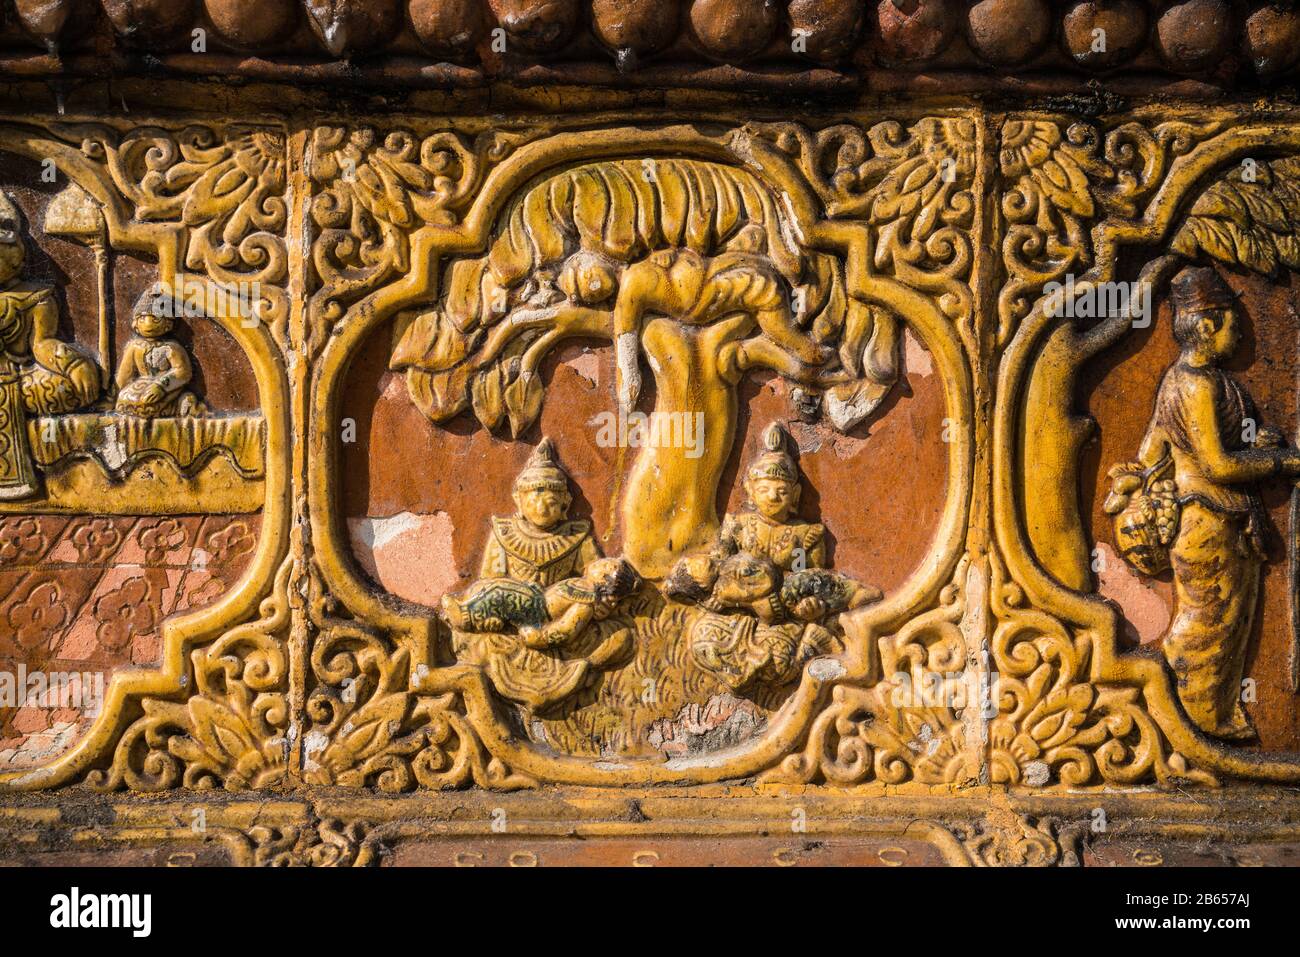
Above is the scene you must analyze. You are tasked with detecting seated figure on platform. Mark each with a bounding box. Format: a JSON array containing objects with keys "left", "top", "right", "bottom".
[
  {"left": 115, "top": 289, "right": 205, "bottom": 418},
  {"left": 0, "top": 191, "right": 100, "bottom": 499}
]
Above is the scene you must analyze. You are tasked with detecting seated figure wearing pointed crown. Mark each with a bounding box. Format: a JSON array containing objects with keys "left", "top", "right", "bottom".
[
  {"left": 0, "top": 192, "right": 100, "bottom": 500},
  {"left": 716, "top": 422, "right": 832, "bottom": 623},
  {"left": 667, "top": 422, "right": 881, "bottom": 693},
  {"left": 719, "top": 423, "right": 826, "bottom": 567},
  {"left": 447, "top": 438, "right": 633, "bottom": 713},
  {"left": 478, "top": 437, "right": 601, "bottom": 587}
]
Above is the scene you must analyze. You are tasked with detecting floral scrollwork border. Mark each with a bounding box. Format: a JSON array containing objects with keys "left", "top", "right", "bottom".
[
  {"left": 304, "top": 114, "right": 977, "bottom": 790},
  {"left": 996, "top": 109, "right": 1300, "bottom": 788}
]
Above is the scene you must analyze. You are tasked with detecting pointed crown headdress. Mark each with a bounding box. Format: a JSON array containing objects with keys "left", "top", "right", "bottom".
[
  {"left": 746, "top": 423, "right": 799, "bottom": 484},
  {"left": 514, "top": 437, "right": 570, "bottom": 493}
]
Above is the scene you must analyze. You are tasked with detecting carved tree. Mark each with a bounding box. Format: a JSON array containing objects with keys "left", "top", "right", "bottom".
[{"left": 390, "top": 158, "right": 900, "bottom": 575}]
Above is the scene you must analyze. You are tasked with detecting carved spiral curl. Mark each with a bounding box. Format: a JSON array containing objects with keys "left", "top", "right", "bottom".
[
  {"left": 302, "top": 565, "right": 533, "bottom": 792},
  {"left": 51, "top": 121, "right": 291, "bottom": 349},
  {"left": 985, "top": 552, "right": 1214, "bottom": 788},
  {"left": 763, "top": 557, "right": 974, "bottom": 787}
]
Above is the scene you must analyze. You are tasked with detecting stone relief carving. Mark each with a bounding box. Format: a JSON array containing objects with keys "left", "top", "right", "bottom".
[
  {"left": 1104, "top": 266, "right": 1300, "bottom": 741},
  {"left": 1004, "top": 110, "right": 1300, "bottom": 786},
  {"left": 8, "top": 105, "right": 1300, "bottom": 810},
  {"left": 303, "top": 115, "right": 975, "bottom": 785},
  {"left": 0, "top": 191, "right": 100, "bottom": 501},
  {"left": 0, "top": 117, "right": 289, "bottom": 791}
]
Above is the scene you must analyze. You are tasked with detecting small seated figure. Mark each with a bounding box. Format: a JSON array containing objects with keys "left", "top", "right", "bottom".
[
  {"left": 115, "top": 289, "right": 205, "bottom": 418},
  {"left": 716, "top": 423, "right": 836, "bottom": 620},
  {"left": 718, "top": 423, "right": 827, "bottom": 572},
  {"left": 442, "top": 556, "right": 641, "bottom": 650}
]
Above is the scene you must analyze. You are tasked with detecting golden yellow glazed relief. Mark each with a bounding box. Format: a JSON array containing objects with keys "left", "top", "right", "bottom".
[
  {"left": 0, "top": 118, "right": 289, "bottom": 790},
  {"left": 303, "top": 115, "right": 977, "bottom": 789},
  {"left": 7, "top": 107, "right": 1300, "bottom": 797}
]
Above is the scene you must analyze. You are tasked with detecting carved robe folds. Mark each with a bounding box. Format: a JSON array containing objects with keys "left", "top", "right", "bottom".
[
  {"left": 0, "top": 283, "right": 100, "bottom": 499},
  {"left": 1142, "top": 362, "right": 1269, "bottom": 740}
]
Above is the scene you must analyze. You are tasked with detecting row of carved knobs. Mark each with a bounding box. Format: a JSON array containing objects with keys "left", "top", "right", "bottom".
[{"left": 7, "top": 0, "right": 1300, "bottom": 76}]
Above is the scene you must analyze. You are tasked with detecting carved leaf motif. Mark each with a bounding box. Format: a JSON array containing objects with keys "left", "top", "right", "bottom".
[
  {"left": 838, "top": 298, "right": 875, "bottom": 379},
  {"left": 336, "top": 694, "right": 407, "bottom": 762},
  {"left": 984, "top": 553, "right": 1217, "bottom": 788},
  {"left": 391, "top": 308, "right": 479, "bottom": 372},
  {"left": 471, "top": 365, "right": 506, "bottom": 431},
  {"left": 504, "top": 371, "right": 545, "bottom": 438},
  {"left": 992, "top": 117, "right": 1222, "bottom": 348},
  {"left": 404, "top": 366, "right": 472, "bottom": 423},
  {"left": 301, "top": 576, "right": 535, "bottom": 792},
  {"left": 1171, "top": 157, "right": 1300, "bottom": 276},
  {"left": 307, "top": 126, "right": 543, "bottom": 346},
  {"left": 86, "top": 558, "right": 294, "bottom": 793},
  {"left": 45, "top": 123, "right": 290, "bottom": 346}
]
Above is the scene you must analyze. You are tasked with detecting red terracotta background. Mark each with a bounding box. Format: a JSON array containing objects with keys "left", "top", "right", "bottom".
[{"left": 342, "top": 320, "right": 950, "bottom": 609}]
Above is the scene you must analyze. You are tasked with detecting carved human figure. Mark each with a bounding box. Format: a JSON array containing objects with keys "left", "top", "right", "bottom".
[
  {"left": 0, "top": 193, "right": 100, "bottom": 499},
  {"left": 662, "top": 424, "right": 882, "bottom": 691},
  {"left": 450, "top": 438, "right": 629, "bottom": 712},
  {"left": 478, "top": 437, "right": 600, "bottom": 586},
  {"left": 716, "top": 423, "right": 832, "bottom": 621},
  {"left": 1105, "top": 266, "right": 1300, "bottom": 740},
  {"left": 115, "top": 289, "right": 205, "bottom": 418},
  {"left": 665, "top": 549, "right": 876, "bottom": 691}
]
